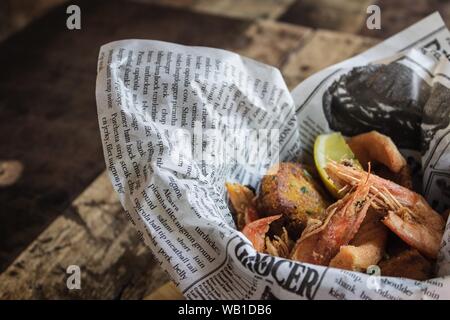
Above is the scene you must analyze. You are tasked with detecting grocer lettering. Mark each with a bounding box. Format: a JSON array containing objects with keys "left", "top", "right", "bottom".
[{"left": 234, "top": 240, "right": 322, "bottom": 299}]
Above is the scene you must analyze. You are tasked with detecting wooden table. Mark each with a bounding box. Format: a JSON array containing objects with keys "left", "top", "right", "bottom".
[{"left": 0, "top": 0, "right": 377, "bottom": 299}]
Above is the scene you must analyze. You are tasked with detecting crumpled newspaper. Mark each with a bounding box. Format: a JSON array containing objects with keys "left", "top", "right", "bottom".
[{"left": 96, "top": 13, "right": 450, "bottom": 299}]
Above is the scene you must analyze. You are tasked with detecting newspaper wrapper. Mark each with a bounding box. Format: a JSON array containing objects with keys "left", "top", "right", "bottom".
[{"left": 96, "top": 13, "right": 450, "bottom": 299}]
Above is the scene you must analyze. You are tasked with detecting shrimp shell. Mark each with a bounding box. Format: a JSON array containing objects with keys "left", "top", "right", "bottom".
[
  {"left": 290, "top": 179, "right": 373, "bottom": 266},
  {"left": 242, "top": 215, "right": 282, "bottom": 252},
  {"left": 326, "top": 161, "right": 445, "bottom": 259}
]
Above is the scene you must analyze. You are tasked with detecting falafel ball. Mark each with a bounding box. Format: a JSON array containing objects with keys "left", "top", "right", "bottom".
[{"left": 258, "top": 162, "right": 330, "bottom": 237}]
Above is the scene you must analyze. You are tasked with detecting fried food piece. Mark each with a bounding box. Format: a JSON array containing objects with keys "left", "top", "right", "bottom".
[
  {"left": 258, "top": 162, "right": 330, "bottom": 235},
  {"left": 382, "top": 209, "right": 443, "bottom": 260},
  {"left": 396, "top": 165, "right": 413, "bottom": 190},
  {"left": 349, "top": 131, "right": 413, "bottom": 189},
  {"left": 329, "top": 209, "right": 388, "bottom": 271},
  {"left": 242, "top": 215, "right": 282, "bottom": 252},
  {"left": 326, "top": 161, "right": 445, "bottom": 259},
  {"left": 379, "top": 249, "right": 432, "bottom": 281},
  {"left": 265, "top": 227, "right": 294, "bottom": 259},
  {"left": 372, "top": 164, "right": 413, "bottom": 190},
  {"left": 347, "top": 131, "right": 406, "bottom": 173},
  {"left": 290, "top": 179, "right": 372, "bottom": 266},
  {"left": 226, "top": 183, "right": 258, "bottom": 230}
]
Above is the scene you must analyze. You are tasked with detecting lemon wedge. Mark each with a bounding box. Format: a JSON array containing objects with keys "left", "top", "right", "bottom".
[{"left": 314, "top": 132, "right": 360, "bottom": 198}]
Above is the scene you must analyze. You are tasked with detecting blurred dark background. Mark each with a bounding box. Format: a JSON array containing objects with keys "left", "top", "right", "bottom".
[{"left": 0, "top": 0, "right": 449, "bottom": 274}]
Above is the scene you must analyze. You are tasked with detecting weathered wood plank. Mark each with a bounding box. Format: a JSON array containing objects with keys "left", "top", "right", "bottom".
[
  {"left": 144, "top": 282, "right": 185, "bottom": 300},
  {"left": 281, "top": 29, "right": 378, "bottom": 89},
  {"left": 232, "top": 20, "right": 313, "bottom": 68},
  {"left": 280, "top": 0, "right": 372, "bottom": 34},
  {"left": 0, "top": 173, "right": 168, "bottom": 299},
  {"left": 193, "top": 0, "right": 295, "bottom": 19},
  {"left": 142, "top": 0, "right": 295, "bottom": 20}
]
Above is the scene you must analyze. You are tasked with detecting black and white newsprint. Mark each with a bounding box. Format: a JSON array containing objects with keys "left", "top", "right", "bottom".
[{"left": 96, "top": 13, "right": 450, "bottom": 300}]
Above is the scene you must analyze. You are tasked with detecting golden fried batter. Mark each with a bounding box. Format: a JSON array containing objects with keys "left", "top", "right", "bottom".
[
  {"left": 265, "top": 227, "right": 294, "bottom": 259},
  {"left": 329, "top": 209, "right": 388, "bottom": 271},
  {"left": 225, "top": 183, "right": 258, "bottom": 230},
  {"left": 348, "top": 131, "right": 406, "bottom": 173},
  {"left": 379, "top": 249, "right": 432, "bottom": 281},
  {"left": 258, "top": 162, "right": 330, "bottom": 237}
]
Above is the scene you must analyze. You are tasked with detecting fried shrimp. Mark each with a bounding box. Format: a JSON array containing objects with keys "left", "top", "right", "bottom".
[
  {"left": 347, "top": 131, "right": 406, "bottom": 173},
  {"left": 326, "top": 161, "right": 445, "bottom": 259},
  {"left": 329, "top": 209, "right": 388, "bottom": 271},
  {"left": 242, "top": 215, "right": 282, "bottom": 252},
  {"left": 226, "top": 183, "right": 258, "bottom": 230},
  {"left": 290, "top": 178, "right": 373, "bottom": 266},
  {"left": 265, "top": 227, "right": 294, "bottom": 258}
]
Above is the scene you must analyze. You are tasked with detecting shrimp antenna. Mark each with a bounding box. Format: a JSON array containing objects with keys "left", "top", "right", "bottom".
[{"left": 364, "top": 162, "right": 371, "bottom": 185}]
